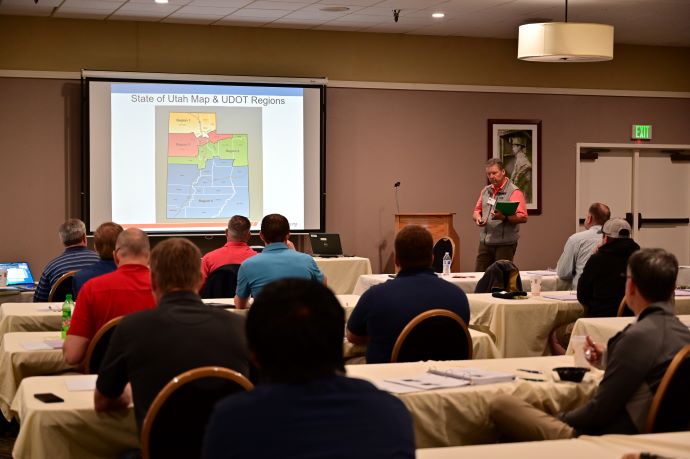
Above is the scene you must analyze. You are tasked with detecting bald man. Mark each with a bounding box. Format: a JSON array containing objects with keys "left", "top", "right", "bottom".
[{"left": 63, "top": 228, "right": 156, "bottom": 365}]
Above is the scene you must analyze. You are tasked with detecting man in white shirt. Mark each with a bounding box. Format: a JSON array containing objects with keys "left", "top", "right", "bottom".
[{"left": 556, "top": 202, "right": 610, "bottom": 288}]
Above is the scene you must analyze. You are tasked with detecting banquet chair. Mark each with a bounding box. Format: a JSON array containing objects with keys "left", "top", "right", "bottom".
[
  {"left": 47, "top": 270, "right": 77, "bottom": 302},
  {"left": 644, "top": 344, "right": 690, "bottom": 433},
  {"left": 432, "top": 237, "right": 455, "bottom": 273},
  {"left": 201, "top": 264, "right": 240, "bottom": 299},
  {"left": 82, "top": 316, "right": 123, "bottom": 374},
  {"left": 391, "top": 309, "right": 472, "bottom": 363},
  {"left": 616, "top": 297, "right": 632, "bottom": 317},
  {"left": 141, "top": 366, "right": 253, "bottom": 459}
]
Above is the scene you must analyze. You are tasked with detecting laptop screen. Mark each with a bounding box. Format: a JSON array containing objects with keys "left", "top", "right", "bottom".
[
  {"left": 0, "top": 262, "right": 35, "bottom": 286},
  {"left": 309, "top": 233, "right": 343, "bottom": 256}
]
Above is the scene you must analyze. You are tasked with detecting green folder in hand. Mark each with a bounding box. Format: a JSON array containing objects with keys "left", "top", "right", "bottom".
[{"left": 494, "top": 201, "right": 519, "bottom": 216}]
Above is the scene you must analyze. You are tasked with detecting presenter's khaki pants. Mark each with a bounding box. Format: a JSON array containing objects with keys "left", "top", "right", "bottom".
[{"left": 475, "top": 242, "right": 517, "bottom": 272}]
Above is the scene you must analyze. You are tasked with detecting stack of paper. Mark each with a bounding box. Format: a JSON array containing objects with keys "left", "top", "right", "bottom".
[{"left": 428, "top": 367, "right": 515, "bottom": 385}]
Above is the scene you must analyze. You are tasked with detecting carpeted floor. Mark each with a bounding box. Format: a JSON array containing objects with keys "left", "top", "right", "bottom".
[{"left": 0, "top": 421, "right": 18, "bottom": 458}]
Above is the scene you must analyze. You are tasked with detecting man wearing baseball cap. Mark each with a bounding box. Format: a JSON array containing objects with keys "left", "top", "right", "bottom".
[{"left": 577, "top": 218, "right": 640, "bottom": 317}]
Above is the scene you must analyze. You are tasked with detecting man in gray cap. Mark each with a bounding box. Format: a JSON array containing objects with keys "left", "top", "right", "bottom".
[{"left": 577, "top": 218, "right": 640, "bottom": 317}]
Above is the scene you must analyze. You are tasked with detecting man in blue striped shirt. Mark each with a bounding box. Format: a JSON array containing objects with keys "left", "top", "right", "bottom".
[{"left": 33, "top": 219, "right": 100, "bottom": 302}]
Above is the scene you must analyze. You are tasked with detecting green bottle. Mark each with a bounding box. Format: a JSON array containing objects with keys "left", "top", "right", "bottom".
[{"left": 61, "top": 294, "right": 74, "bottom": 339}]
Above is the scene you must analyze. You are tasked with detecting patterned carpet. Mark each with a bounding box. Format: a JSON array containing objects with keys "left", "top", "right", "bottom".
[{"left": 0, "top": 420, "right": 18, "bottom": 458}]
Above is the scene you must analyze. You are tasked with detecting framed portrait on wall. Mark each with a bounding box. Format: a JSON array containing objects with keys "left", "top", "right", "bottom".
[{"left": 488, "top": 119, "right": 542, "bottom": 215}]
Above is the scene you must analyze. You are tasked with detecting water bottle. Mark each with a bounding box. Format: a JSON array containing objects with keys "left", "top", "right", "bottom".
[
  {"left": 61, "top": 294, "right": 74, "bottom": 339},
  {"left": 442, "top": 252, "right": 451, "bottom": 276}
]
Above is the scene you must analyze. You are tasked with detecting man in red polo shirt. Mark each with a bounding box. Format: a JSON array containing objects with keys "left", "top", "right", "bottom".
[
  {"left": 201, "top": 215, "right": 257, "bottom": 281},
  {"left": 63, "top": 228, "right": 156, "bottom": 365}
]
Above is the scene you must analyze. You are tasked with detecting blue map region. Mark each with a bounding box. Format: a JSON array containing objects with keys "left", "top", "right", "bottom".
[{"left": 167, "top": 158, "right": 249, "bottom": 219}]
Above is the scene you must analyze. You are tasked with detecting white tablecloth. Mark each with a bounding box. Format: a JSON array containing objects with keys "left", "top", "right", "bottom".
[
  {"left": 0, "top": 290, "right": 34, "bottom": 305},
  {"left": 347, "top": 355, "right": 602, "bottom": 448},
  {"left": 417, "top": 431, "right": 690, "bottom": 459},
  {"left": 467, "top": 292, "right": 584, "bottom": 358},
  {"left": 566, "top": 314, "right": 690, "bottom": 354},
  {"left": 314, "top": 257, "right": 372, "bottom": 294},
  {"left": 0, "top": 302, "right": 61, "bottom": 337},
  {"left": 353, "top": 271, "right": 562, "bottom": 296},
  {"left": 0, "top": 331, "right": 75, "bottom": 420},
  {"left": 11, "top": 375, "right": 138, "bottom": 459}
]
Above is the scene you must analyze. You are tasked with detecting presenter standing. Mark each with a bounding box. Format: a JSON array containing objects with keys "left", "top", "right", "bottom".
[{"left": 472, "top": 158, "right": 528, "bottom": 272}]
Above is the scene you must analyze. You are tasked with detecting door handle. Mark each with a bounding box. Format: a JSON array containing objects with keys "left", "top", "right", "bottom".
[{"left": 626, "top": 212, "right": 690, "bottom": 230}]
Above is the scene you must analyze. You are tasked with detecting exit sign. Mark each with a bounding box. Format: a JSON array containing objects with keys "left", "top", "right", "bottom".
[{"left": 632, "top": 124, "right": 652, "bottom": 140}]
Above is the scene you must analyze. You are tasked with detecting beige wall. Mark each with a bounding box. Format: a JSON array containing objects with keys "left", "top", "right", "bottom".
[
  {"left": 1, "top": 16, "right": 689, "bottom": 276},
  {"left": 1, "top": 16, "right": 690, "bottom": 91}
]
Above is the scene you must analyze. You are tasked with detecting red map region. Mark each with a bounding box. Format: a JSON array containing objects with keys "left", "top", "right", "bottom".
[
  {"left": 168, "top": 133, "right": 199, "bottom": 157},
  {"left": 209, "top": 131, "right": 233, "bottom": 143}
]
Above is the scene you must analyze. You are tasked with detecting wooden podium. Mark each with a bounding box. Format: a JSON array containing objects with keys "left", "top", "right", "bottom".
[{"left": 394, "top": 213, "right": 460, "bottom": 272}]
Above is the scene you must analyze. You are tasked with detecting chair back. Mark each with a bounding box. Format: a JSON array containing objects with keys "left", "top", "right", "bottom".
[
  {"left": 83, "top": 316, "right": 123, "bottom": 374},
  {"left": 644, "top": 344, "right": 690, "bottom": 433},
  {"left": 474, "top": 260, "right": 523, "bottom": 293},
  {"left": 616, "top": 297, "right": 635, "bottom": 317},
  {"left": 432, "top": 237, "right": 455, "bottom": 273},
  {"left": 48, "top": 270, "right": 77, "bottom": 302},
  {"left": 141, "top": 366, "right": 253, "bottom": 459},
  {"left": 391, "top": 309, "right": 472, "bottom": 363},
  {"left": 201, "top": 264, "right": 240, "bottom": 299}
]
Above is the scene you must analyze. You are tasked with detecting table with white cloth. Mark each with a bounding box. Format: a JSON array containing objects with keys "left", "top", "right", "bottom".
[
  {"left": 467, "top": 292, "right": 584, "bottom": 358},
  {"left": 417, "top": 431, "right": 690, "bottom": 459},
  {"left": 346, "top": 355, "right": 602, "bottom": 448},
  {"left": 353, "top": 270, "right": 562, "bottom": 296},
  {"left": 313, "top": 257, "right": 372, "bottom": 294},
  {"left": 566, "top": 314, "right": 690, "bottom": 355},
  {"left": 0, "top": 331, "right": 75, "bottom": 420},
  {"left": 0, "top": 302, "right": 61, "bottom": 337},
  {"left": 11, "top": 374, "right": 138, "bottom": 459},
  {"left": 0, "top": 290, "right": 34, "bottom": 305}
]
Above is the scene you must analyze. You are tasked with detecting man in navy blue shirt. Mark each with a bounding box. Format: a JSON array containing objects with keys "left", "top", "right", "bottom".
[
  {"left": 203, "top": 279, "right": 415, "bottom": 459},
  {"left": 347, "top": 225, "right": 471, "bottom": 363},
  {"left": 73, "top": 221, "right": 123, "bottom": 299}
]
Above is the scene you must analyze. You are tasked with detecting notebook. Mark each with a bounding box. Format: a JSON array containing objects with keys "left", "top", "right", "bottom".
[
  {"left": 309, "top": 233, "right": 344, "bottom": 258},
  {"left": 0, "top": 262, "right": 37, "bottom": 290}
]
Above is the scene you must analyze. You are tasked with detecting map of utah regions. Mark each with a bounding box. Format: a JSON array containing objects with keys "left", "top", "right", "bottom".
[{"left": 166, "top": 112, "right": 249, "bottom": 219}]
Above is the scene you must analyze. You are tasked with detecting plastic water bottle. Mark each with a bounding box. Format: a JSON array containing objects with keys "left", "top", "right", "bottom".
[
  {"left": 61, "top": 294, "right": 74, "bottom": 339},
  {"left": 442, "top": 252, "right": 451, "bottom": 276}
]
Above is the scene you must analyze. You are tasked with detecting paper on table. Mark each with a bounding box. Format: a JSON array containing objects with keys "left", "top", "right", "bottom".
[
  {"left": 383, "top": 373, "right": 471, "bottom": 392},
  {"left": 674, "top": 289, "right": 690, "bottom": 297},
  {"left": 525, "top": 270, "right": 557, "bottom": 276},
  {"left": 44, "top": 339, "right": 64, "bottom": 349},
  {"left": 65, "top": 375, "right": 97, "bottom": 392},
  {"left": 374, "top": 380, "right": 426, "bottom": 394},
  {"left": 428, "top": 367, "right": 515, "bottom": 385},
  {"left": 21, "top": 341, "right": 53, "bottom": 351},
  {"left": 34, "top": 305, "right": 62, "bottom": 312},
  {"left": 542, "top": 293, "right": 579, "bottom": 301}
]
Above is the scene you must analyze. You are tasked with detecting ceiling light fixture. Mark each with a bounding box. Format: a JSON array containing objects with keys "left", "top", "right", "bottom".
[
  {"left": 154, "top": 0, "right": 169, "bottom": 4},
  {"left": 431, "top": 12, "right": 444, "bottom": 19},
  {"left": 517, "top": 0, "right": 613, "bottom": 62}
]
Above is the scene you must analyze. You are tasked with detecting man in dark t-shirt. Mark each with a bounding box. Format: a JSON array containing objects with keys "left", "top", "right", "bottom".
[
  {"left": 347, "top": 225, "right": 470, "bottom": 363},
  {"left": 94, "top": 237, "right": 249, "bottom": 428},
  {"left": 202, "top": 279, "right": 415, "bottom": 459}
]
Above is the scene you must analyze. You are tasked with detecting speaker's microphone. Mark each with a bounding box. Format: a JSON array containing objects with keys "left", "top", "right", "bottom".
[{"left": 394, "top": 181, "right": 401, "bottom": 214}]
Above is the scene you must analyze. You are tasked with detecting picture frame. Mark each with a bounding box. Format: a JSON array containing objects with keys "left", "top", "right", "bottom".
[{"left": 487, "top": 119, "right": 542, "bottom": 215}]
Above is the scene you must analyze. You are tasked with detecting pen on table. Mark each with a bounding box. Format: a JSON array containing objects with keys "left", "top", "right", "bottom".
[
  {"left": 518, "top": 377, "right": 545, "bottom": 382},
  {"left": 517, "top": 368, "right": 543, "bottom": 374}
]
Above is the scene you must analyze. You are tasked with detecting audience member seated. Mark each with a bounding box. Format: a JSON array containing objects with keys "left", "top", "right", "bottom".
[
  {"left": 203, "top": 279, "right": 415, "bottom": 459},
  {"left": 556, "top": 202, "right": 610, "bottom": 289},
  {"left": 346, "top": 225, "right": 470, "bottom": 363},
  {"left": 577, "top": 218, "right": 640, "bottom": 317},
  {"left": 234, "top": 214, "right": 325, "bottom": 309},
  {"left": 34, "top": 218, "right": 100, "bottom": 302},
  {"left": 94, "top": 237, "right": 250, "bottom": 429},
  {"left": 73, "top": 222, "right": 123, "bottom": 299},
  {"left": 201, "top": 215, "right": 256, "bottom": 282},
  {"left": 63, "top": 228, "right": 156, "bottom": 365},
  {"left": 490, "top": 248, "right": 690, "bottom": 440}
]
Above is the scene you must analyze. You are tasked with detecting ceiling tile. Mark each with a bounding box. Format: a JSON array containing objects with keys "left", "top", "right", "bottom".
[{"left": 228, "top": 8, "right": 290, "bottom": 18}]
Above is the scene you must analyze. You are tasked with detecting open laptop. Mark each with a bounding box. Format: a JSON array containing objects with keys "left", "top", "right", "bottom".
[
  {"left": 0, "top": 262, "right": 37, "bottom": 291},
  {"left": 309, "top": 233, "right": 344, "bottom": 258}
]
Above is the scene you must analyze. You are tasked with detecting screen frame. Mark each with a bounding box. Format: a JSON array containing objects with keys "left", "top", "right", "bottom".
[{"left": 81, "top": 70, "right": 327, "bottom": 236}]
